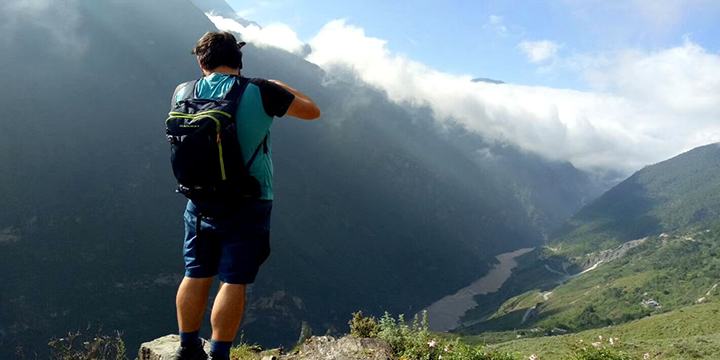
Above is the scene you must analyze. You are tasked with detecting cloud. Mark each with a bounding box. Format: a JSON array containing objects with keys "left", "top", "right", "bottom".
[
  {"left": 306, "top": 20, "right": 720, "bottom": 175},
  {"left": 201, "top": 13, "right": 720, "bottom": 177},
  {"left": 207, "top": 14, "right": 306, "bottom": 55},
  {"left": 519, "top": 40, "right": 561, "bottom": 63},
  {"left": 484, "top": 15, "right": 508, "bottom": 36}
]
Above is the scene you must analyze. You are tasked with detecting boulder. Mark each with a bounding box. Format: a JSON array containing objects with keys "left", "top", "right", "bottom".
[{"left": 138, "top": 335, "right": 210, "bottom": 360}]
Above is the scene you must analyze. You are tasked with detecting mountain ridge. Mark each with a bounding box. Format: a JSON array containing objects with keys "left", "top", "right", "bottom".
[{"left": 550, "top": 142, "right": 720, "bottom": 254}]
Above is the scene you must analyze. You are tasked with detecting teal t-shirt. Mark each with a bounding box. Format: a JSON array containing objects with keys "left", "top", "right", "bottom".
[{"left": 173, "top": 73, "right": 293, "bottom": 200}]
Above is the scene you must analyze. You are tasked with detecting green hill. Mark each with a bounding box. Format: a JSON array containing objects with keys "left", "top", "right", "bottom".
[
  {"left": 459, "top": 224, "right": 720, "bottom": 336},
  {"left": 551, "top": 143, "right": 720, "bottom": 255},
  {"left": 451, "top": 144, "right": 720, "bottom": 358}
]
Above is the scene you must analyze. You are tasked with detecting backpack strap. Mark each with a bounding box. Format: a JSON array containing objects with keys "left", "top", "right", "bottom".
[
  {"left": 171, "top": 80, "right": 198, "bottom": 106},
  {"left": 220, "top": 76, "right": 262, "bottom": 170},
  {"left": 220, "top": 76, "right": 251, "bottom": 102},
  {"left": 245, "top": 134, "right": 268, "bottom": 171},
  {"left": 179, "top": 80, "right": 199, "bottom": 101}
]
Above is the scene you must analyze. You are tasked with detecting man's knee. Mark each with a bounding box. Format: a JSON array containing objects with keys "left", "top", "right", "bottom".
[
  {"left": 219, "top": 282, "right": 246, "bottom": 293},
  {"left": 180, "top": 276, "right": 215, "bottom": 290}
]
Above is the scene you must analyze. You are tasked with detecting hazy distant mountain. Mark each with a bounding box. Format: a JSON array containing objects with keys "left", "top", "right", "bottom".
[
  {"left": 550, "top": 143, "right": 720, "bottom": 255},
  {"left": 189, "top": 0, "right": 260, "bottom": 27},
  {"left": 0, "top": 0, "right": 601, "bottom": 356},
  {"left": 471, "top": 78, "right": 505, "bottom": 84}
]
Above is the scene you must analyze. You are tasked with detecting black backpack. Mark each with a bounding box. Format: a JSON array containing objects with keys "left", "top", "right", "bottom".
[{"left": 166, "top": 76, "right": 266, "bottom": 203}]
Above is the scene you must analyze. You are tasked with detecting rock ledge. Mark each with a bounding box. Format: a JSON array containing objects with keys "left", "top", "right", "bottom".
[{"left": 139, "top": 335, "right": 393, "bottom": 360}]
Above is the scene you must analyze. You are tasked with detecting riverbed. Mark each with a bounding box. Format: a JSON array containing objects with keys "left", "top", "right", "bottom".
[{"left": 423, "top": 247, "right": 535, "bottom": 332}]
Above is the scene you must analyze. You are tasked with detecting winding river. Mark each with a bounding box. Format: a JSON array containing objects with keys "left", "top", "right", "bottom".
[{"left": 423, "top": 247, "right": 535, "bottom": 332}]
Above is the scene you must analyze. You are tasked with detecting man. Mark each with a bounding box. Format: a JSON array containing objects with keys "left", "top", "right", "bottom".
[{"left": 171, "top": 31, "right": 321, "bottom": 360}]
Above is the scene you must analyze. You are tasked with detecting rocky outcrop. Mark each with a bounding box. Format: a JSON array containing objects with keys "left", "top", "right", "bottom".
[
  {"left": 287, "top": 336, "right": 392, "bottom": 360},
  {"left": 139, "top": 335, "right": 393, "bottom": 360},
  {"left": 139, "top": 335, "right": 210, "bottom": 360},
  {"left": 578, "top": 238, "right": 647, "bottom": 269}
]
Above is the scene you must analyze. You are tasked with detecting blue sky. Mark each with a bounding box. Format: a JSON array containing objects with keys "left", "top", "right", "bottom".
[{"left": 226, "top": 0, "right": 720, "bottom": 90}]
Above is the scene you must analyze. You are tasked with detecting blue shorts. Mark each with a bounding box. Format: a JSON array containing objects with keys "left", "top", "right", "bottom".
[{"left": 183, "top": 199, "right": 272, "bottom": 284}]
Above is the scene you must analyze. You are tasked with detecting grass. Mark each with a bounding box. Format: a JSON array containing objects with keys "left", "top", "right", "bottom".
[{"left": 479, "top": 301, "right": 720, "bottom": 360}]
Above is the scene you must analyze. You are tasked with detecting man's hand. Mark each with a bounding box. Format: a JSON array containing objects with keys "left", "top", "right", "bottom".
[{"left": 270, "top": 80, "right": 321, "bottom": 120}]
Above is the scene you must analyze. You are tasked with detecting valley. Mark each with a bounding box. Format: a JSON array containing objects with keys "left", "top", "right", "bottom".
[{"left": 424, "top": 247, "right": 534, "bottom": 332}]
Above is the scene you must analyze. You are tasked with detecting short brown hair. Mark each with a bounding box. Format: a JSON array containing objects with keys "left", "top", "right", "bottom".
[{"left": 192, "top": 31, "right": 241, "bottom": 71}]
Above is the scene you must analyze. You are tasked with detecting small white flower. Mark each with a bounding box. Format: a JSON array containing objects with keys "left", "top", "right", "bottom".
[
  {"left": 599, "top": 335, "right": 604, "bottom": 341},
  {"left": 428, "top": 339, "right": 436, "bottom": 348},
  {"left": 439, "top": 356, "right": 442, "bottom": 360},
  {"left": 592, "top": 342, "right": 602, "bottom": 349},
  {"left": 444, "top": 347, "right": 449, "bottom": 352},
  {"left": 529, "top": 355, "right": 539, "bottom": 360},
  {"left": 609, "top": 338, "right": 615, "bottom": 346},
  {"left": 644, "top": 353, "right": 651, "bottom": 360}
]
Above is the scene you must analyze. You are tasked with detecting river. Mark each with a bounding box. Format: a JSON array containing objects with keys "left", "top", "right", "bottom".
[{"left": 423, "top": 247, "right": 535, "bottom": 332}]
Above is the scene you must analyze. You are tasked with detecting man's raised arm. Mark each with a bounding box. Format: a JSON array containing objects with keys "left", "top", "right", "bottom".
[{"left": 269, "top": 80, "right": 321, "bottom": 120}]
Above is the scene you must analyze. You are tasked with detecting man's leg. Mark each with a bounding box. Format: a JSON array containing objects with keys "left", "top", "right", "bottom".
[
  {"left": 176, "top": 276, "right": 214, "bottom": 334},
  {"left": 210, "top": 281, "right": 247, "bottom": 341}
]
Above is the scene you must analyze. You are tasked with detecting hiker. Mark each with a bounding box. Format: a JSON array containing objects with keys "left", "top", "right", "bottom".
[{"left": 167, "top": 31, "right": 321, "bottom": 360}]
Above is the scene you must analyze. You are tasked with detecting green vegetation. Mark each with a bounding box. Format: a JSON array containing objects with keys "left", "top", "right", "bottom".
[
  {"left": 551, "top": 143, "right": 720, "bottom": 255},
  {"left": 45, "top": 326, "right": 127, "bottom": 360},
  {"left": 481, "top": 301, "right": 720, "bottom": 360},
  {"left": 349, "top": 311, "right": 380, "bottom": 338},
  {"left": 350, "top": 311, "right": 518, "bottom": 360},
  {"left": 343, "top": 311, "right": 643, "bottom": 360},
  {"left": 230, "top": 343, "right": 280, "bottom": 360}
]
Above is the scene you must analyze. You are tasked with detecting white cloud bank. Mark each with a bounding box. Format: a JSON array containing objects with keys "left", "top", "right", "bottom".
[
  {"left": 519, "top": 40, "right": 561, "bottom": 63},
  {"left": 207, "top": 14, "right": 306, "bottom": 55},
  {"left": 209, "top": 15, "right": 720, "bottom": 177}
]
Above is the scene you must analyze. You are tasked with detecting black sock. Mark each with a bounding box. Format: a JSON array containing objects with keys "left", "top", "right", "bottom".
[
  {"left": 210, "top": 339, "right": 232, "bottom": 358},
  {"left": 179, "top": 330, "right": 201, "bottom": 348}
]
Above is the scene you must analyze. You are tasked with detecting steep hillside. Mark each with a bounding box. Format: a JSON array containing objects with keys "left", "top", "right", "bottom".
[
  {"left": 459, "top": 223, "right": 720, "bottom": 343},
  {"left": 451, "top": 145, "right": 720, "bottom": 356},
  {"left": 551, "top": 143, "right": 720, "bottom": 255},
  {"left": 0, "top": 0, "right": 599, "bottom": 356}
]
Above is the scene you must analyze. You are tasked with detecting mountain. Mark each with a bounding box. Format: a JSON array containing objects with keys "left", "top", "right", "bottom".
[
  {"left": 0, "top": 0, "right": 600, "bottom": 357},
  {"left": 191, "top": 0, "right": 237, "bottom": 15},
  {"left": 450, "top": 144, "right": 720, "bottom": 356},
  {"left": 189, "top": 0, "right": 261, "bottom": 27},
  {"left": 550, "top": 143, "right": 720, "bottom": 255}
]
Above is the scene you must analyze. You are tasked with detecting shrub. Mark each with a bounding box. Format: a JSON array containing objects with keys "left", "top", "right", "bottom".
[
  {"left": 47, "top": 325, "right": 127, "bottom": 360},
  {"left": 349, "top": 311, "right": 380, "bottom": 338},
  {"left": 376, "top": 311, "right": 517, "bottom": 360}
]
